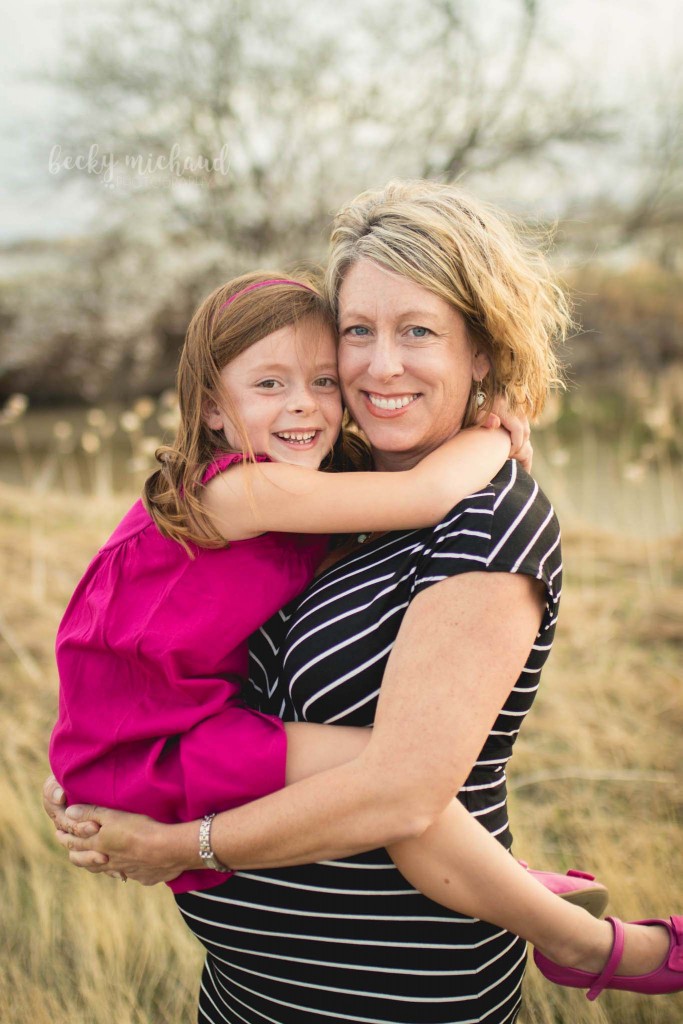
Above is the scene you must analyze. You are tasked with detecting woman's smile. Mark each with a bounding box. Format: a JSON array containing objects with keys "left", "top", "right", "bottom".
[{"left": 364, "top": 391, "right": 421, "bottom": 413}]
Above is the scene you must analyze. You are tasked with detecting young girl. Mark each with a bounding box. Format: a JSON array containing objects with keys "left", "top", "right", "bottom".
[{"left": 50, "top": 273, "right": 681, "bottom": 1001}]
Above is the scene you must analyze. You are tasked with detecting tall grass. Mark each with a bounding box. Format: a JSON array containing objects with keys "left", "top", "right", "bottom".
[
  {"left": 512, "top": 524, "right": 683, "bottom": 1023},
  {"left": 0, "top": 485, "right": 202, "bottom": 1024},
  {"left": 0, "top": 395, "right": 681, "bottom": 1023}
]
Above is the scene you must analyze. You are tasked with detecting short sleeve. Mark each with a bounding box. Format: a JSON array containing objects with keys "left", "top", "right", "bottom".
[
  {"left": 412, "top": 460, "right": 562, "bottom": 633},
  {"left": 202, "top": 451, "right": 272, "bottom": 485}
]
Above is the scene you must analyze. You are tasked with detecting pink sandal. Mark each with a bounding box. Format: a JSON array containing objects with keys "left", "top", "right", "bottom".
[
  {"left": 534, "top": 914, "right": 683, "bottom": 999},
  {"left": 519, "top": 861, "right": 609, "bottom": 918}
]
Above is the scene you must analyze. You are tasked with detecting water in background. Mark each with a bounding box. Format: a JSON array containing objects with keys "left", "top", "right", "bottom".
[{"left": 0, "top": 396, "right": 681, "bottom": 539}]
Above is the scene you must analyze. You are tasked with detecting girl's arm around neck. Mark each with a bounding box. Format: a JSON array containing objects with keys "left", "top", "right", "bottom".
[{"left": 203, "top": 426, "right": 511, "bottom": 540}]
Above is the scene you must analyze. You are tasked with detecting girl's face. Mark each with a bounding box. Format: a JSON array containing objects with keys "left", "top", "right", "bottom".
[
  {"left": 206, "top": 320, "right": 342, "bottom": 469},
  {"left": 337, "top": 259, "right": 490, "bottom": 471}
]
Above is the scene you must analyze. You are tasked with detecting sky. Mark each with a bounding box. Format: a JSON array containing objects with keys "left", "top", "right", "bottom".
[{"left": 0, "top": 0, "right": 680, "bottom": 244}]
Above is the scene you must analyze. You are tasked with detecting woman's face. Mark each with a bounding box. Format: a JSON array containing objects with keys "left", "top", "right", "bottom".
[{"left": 337, "top": 260, "right": 490, "bottom": 470}]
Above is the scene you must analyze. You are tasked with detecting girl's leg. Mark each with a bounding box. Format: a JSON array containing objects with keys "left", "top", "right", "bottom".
[
  {"left": 284, "top": 722, "right": 671, "bottom": 977},
  {"left": 388, "top": 798, "right": 670, "bottom": 975}
]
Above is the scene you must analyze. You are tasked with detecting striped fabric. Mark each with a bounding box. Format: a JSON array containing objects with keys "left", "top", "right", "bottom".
[{"left": 176, "top": 461, "right": 562, "bottom": 1024}]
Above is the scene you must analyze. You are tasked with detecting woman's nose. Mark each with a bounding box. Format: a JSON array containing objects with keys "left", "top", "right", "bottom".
[{"left": 367, "top": 337, "right": 403, "bottom": 380}]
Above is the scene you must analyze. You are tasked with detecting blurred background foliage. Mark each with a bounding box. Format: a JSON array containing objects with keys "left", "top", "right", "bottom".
[
  {"left": 1, "top": 0, "right": 682, "bottom": 405},
  {"left": 2, "top": 0, "right": 682, "bottom": 530}
]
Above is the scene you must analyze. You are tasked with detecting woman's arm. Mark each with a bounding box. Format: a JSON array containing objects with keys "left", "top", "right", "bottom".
[
  {"left": 51, "top": 571, "right": 544, "bottom": 883},
  {"left": 203, "top": 425, "right": 512, "bottom": 539}
]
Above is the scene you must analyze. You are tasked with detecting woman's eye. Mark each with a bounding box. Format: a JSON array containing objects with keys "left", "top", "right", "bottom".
[
  {"left": 345, "top": 326, "right": 370, "bottom": 337},
  {"left": 408, "top": 326, "right": 430, "bottom": 338}
]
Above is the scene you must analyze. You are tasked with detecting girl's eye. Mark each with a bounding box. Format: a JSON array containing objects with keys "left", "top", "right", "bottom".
[
  {"left": 256, "top": 379, "right": 281, "bottom": 389},
  {"left": 313, "top": 376, "right": 338, "bottom": 388},
  {"left": 408, "top": 326, "right": 431, "bottom": 338}
]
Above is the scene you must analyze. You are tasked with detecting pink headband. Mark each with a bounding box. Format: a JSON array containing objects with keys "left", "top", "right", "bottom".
[{"left": 216, "top": 278, "right": 316, "bottom": 315}]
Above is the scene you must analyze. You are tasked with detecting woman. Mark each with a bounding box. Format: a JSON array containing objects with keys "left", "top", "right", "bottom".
[{"left": 45, "top": 181, "right": 678, "bottom": 1022}]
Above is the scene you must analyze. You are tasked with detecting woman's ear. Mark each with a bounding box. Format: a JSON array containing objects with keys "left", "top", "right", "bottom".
[
  {"left": 202, "top": 395, "right": 225, "bottom": 431},
  {"left": 473, "top": 349, "right": 491, "bottom": 383}
]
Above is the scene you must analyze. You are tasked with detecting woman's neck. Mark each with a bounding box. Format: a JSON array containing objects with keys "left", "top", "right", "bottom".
[
  {"left": 371, "top": 425, "right": 465, "bottom": 473},
  {"left": 371, "top": 444, "right": 441, "bottom": 473}
]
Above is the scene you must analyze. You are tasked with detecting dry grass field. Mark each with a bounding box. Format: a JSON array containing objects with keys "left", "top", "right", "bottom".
[{"left": 1, "top": 450, "right": 682, "bottom": 1023}]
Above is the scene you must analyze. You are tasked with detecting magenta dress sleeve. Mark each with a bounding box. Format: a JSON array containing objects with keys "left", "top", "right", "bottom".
[{"left": 50, "top": 452, "right": 328, "bottom": 893}]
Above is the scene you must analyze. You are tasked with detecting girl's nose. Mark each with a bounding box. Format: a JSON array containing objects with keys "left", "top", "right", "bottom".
[{"left": 287, "top": 386, "right": 318, "bottom": 415}]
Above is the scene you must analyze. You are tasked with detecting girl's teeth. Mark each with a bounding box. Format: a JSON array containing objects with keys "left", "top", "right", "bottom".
[
  {"left": 277, "top": 432, "right": 316, "bottom": 443},
  {"left": 368, "top": 394, "right": 417, "bottom": 410}
]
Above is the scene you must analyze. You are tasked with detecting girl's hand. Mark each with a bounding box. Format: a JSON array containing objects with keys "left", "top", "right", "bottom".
[
  {"left": 480, "top": 397, "right": 532, "bottom": 472},
  {"left": 54, "top": 804, "right": 186, "bottom": 886},
  {"left": 43, "top": 774, "right": 101, "bottom": 837}
]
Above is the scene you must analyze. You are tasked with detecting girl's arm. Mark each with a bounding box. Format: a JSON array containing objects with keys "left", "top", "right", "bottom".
[{"left": 204, "top": 425, "right": 512, "bottom": 540}]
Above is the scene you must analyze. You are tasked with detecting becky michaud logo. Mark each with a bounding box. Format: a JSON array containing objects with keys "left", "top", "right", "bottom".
[{"left": 48, "top": 143, "right": 231, "bottom": 186}]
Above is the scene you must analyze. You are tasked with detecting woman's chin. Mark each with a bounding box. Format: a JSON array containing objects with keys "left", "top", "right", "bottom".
[{"left": 362, "top": 425, "right": 449, "bottom": 462}]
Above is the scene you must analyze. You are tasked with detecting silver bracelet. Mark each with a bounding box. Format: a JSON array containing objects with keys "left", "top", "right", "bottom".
[{"left": 198, "top": 813, "right": 229, "bottom": 871}]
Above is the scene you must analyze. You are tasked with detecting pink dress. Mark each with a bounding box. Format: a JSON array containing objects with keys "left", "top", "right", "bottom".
[{"left": 50, "top": 454, "right": 328, "bottom": 893}]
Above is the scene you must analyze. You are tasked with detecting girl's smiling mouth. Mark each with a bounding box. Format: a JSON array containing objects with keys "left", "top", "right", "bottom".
[{"left": 273, "top": 429, "right": 322, "bottom": 448}]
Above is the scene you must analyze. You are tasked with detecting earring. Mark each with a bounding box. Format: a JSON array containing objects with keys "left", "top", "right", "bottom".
[{"left": 475, "top": 385, "right": 486, "bottom": 408}]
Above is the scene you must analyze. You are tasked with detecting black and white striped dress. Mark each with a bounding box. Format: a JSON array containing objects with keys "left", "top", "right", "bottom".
[{"left": 176, "top": 461, "right": 562, "bottom": 1024}]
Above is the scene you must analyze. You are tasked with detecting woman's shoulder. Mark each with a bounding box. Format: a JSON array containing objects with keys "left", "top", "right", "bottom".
[
  {"left": 486, "top": 460, "right": 557, "bottom": 530},
  {"left": 484, "top": 460, "right": 560, "bottom": 578},
  {"left": 434, "top": 460, "right": 556, "bottom": 536},
  {"left": 416, "top": 460, "right": 561, "bottom": 598}
]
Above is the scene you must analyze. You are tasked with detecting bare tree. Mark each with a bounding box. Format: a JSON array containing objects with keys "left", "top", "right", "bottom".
[
  {"left": 362, "top": 0, "right": 614, "bottom": 182},
  {"left": 4, "top": 0, "right": 619, "bottom": 400},
  {"left": 618, "top": 66, "right": 683, "bottom": 267},
  {"left": 551, "top": 57, "right": 683, "bottom": 270},
  {"left": 48, "top": 0, "right": 615, "bottom": 243}
]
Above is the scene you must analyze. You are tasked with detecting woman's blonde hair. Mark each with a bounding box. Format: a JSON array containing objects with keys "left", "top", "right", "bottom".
[
  {"left": 143, "top": 271, "right": 367, "bottom": 551},
  {"left": 325, "top": 179, "right": 570, "bottom": 423}
]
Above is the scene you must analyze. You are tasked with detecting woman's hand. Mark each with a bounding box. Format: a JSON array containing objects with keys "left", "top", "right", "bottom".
[
  {"left": 42, "top": 775, "right": 189, "bottom": 886},
  {"left": 54, "top": 804, "right": 187, "bottom": 886}
]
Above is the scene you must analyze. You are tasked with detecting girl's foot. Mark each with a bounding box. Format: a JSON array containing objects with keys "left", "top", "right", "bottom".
[
  {"left": 535, "top": 916, "right": 683, "bottom": 1000},
  {"left": 537, "top": 917, "right": 670, "bottom": 975},
  {"left": 522, "top": 863, "right": 609, "bottom": 918}
]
